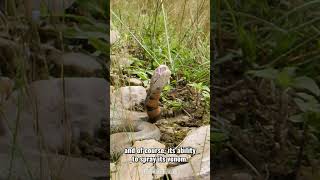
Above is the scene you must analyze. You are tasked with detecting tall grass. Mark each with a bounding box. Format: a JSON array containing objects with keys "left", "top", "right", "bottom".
[
  {"left": 214, "top": 0, "right": 320, "bottom": 73},
  {"left": 111, "top": 0, "right": 210, "bottom": 86},
  {"left": 0, "top": 0, "right": 108, "bottom": 179}
]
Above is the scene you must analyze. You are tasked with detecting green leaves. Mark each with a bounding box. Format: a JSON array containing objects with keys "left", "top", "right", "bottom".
[
  {"left": 88, "top": 38, "right": 107, "bottom": 56},
  {"left": 248, "top": 67, "right": 319, "bottom": 95},
  {"left": 238, "top": 26, "right": 257, "bottom": 64},
  {"left": 249, "top": 67, "right": 320, "bottom": 125},
  {"left": 293, "top": 76, "right": 320, "bottom": 97},
  {"left": 64, "top": 26, "right": 107, "bottom": 40},
  {"left": 276, "top": 67, "right": 296, "bottom": 88},
  {"left": 211, "top": 132, "right": 228, "bottom": 142},
  {"left": 130, "top": 70, "right": 148, "bottom": 81},
  {"left": 294, "top": 97, "right": 320, "bottom": 113},
  {"left": 289, "top": 114, "right": 304, "bottom": 123},
  {"left": 247, "top": 67, "right": 294, "bottom": 88},
  {"left": 247, "top": 67, "right": 279, "bottom": 79},
  {"left": 63, "top": 12, "right": 107, "bottom": 56},
  {"left": 293, "top": 92, "right": 320, "bottom": 113}
]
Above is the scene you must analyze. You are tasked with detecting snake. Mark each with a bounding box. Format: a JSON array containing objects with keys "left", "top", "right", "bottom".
[{"left": 110, "top": 65, "right": 171, "bottom": 157}]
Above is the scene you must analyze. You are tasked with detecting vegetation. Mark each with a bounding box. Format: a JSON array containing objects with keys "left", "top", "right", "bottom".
[
  {"left": 213, "top": 0, "right": 320, "bottom": 179},
  {"left": 0, "top": 0, "right": 108, "bottom": 179},
  {"left": 111, "top": 0, "right": 210, "bottom": 117}
]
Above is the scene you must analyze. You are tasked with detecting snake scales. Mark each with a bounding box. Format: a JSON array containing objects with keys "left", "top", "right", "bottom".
[{"left": 110, "top": 65, "right": 171, "bottom": 157}]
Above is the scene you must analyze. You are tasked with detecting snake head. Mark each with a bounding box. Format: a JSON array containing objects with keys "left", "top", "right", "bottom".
[
  {"left": 156, "top": 65, "right": 169, "bottom": 75},
  {"left": 150, "top": 65, "right": 171, "bottom": 92}
]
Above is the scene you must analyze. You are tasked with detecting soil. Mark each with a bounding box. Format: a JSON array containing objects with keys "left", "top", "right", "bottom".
[{"left": 213, "top": 60, "right": 320, "bottom": 180}]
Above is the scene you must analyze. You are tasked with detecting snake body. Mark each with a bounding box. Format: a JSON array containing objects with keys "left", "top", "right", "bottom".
[{"left": 110, "top": 65, "right": 171, "bottom": 157}]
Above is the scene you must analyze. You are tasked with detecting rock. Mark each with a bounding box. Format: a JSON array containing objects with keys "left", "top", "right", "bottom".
[
  {"left": 110, "top": 85, "right": 148, "bottom": 128},
  {"left": 111, "top": 86, "right": 146, "bottom": 110},
  {"left": 49, "top": 52, "right": 102, "bottom": 77},
  {"left": 0, "top": 78, "right": 107, "bottom": 153},
  {"left": 168, "top": 125, "right": 210, "bottom": 180},
  {"left": 0, "top": 78, "right": 108, "bottom": 179},
  {"left": 0, "top": 151, "right": 107, "bottom": 180},
  {"left": 110, "top": 109, "right": 148, "bottom": 130},
  {"left": 232, "top": 173, "right": 253, "bottom": 180},
  {"left": 110, "top": 30, "right": 120, "bottom": 44},
  {"left": 111, "top": 55, "right": 133, "bottom": 69},
  {"left": 127, "top": 78, "right": 143, "bottom": 86},
  {"left": 178, "top": 125, "right": 210, "bottom": 150},
  {"left": 111, "top": 139, "right": 167, "bottom": 180},
  {"left": 166, "top": 127, "right": 175, "bottom": 134}
]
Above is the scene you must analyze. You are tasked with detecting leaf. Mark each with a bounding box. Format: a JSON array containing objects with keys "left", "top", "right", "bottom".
[
  {"left": 163, "top": 85, "right": 171, "bottom": 91},
  {"left": 64, "top": 14, "right": 96, "bottom": 25},
  {"left": 214, "top": 50, "right": 241, "bottom": 65},
  {"left": 238, "top": 27, "right": 257, "bottom": 63},
  {"left": 289, "top": 113, "right": 305, "bottom": 123},
  {"left": 211, "top": 132, "right": 228, "bottom": 142},
  {"left": 272, "top": 33, "right": 297, "bottom": 57},
  {"left": 282, "top": 67, "right": 297, "bottom": 77},
  {"left": 307, "top": 112, "right": 320, "bottom": 130},
  {"left": 131, "top": 70, "right": 148, "bottom": 80},
  {"left": 293, "top": 76, "right": 320, "bottom": 96},
  {"left": 64, "top": 30, "right": 107, "bottom": 40},
  {"left": 296, "top": 93, "right": 318, "bottom": 103},
  {"left": 247, "top": 68, "right": 279, "bottom": 80},
  {"left": 89, "top": 38, "right": 107, "bottom": 55},
  {"left": 276, "top": 67, "right": 295, "bottom": 88},
  {"left": 171, "top": 101, "right": 182, "bottom": 108},
  {"left": 294, "top": 98, "right": 320, "bottom": 113}
]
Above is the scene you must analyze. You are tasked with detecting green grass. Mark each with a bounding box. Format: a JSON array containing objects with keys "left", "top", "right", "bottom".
[
  {"left": 214, "top": 0, "right": 320, "bottom": 70},
  {"left": 214, "top": 0, "right": 320, "bottom": 125},
  {"left": 213, "top": 0, "right": 320, "bottom": 176},
  {"left": 111, "top": 0, "right": 210, "bottom": 111}
]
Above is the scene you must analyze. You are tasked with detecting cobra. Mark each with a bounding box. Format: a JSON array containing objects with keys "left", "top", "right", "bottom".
[{"left": 110, "top": 65, "right": 171, "bottom": 157}]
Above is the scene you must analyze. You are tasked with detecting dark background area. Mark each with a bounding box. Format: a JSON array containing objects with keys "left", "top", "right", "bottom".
[
  {"left": 0, "top": 0, "right": 109, "bottom": 179},
  {"left": 212, "top": 0, "right": 320, "bottom": 179}
]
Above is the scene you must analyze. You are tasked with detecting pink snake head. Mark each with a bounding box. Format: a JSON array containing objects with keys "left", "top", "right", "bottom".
[{"left": 149, "top": 65, "right": 171, "bottom": 92}]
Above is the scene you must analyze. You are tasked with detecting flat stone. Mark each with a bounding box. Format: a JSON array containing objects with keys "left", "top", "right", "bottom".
[
  {"left": 0, "top": 78, "right": 108, "bottom": 179},
  {"left": 50, "top": 52, "right": 102, "bottom": 76},
  {"left": 111, "top": 86, "right": 146, "bottom": 110},
  {"left": 111, "top": 139, "right": 167, "bottom": 180},
  {"left": 110, "top": 86, "right": 148, "bottom": 129},
  {"left": 168, "top": 125, "right": 210, "bottom": 180},
  {"left": 127, "top": 78, "right": 143, "bottom": 86},
  {"left": 0, "top": 151, "right": 107, "bottom": 180},
  {"left": 111, "top": 55, "right": 133, "bottom": 69},
  {"left": 0, "top": 78, "right": 107, "bottom": 152}
]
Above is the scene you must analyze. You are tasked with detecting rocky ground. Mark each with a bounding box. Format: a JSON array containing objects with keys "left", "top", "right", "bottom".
[
  {"left": 0, "top": 25, "right": 210, "bottom": 179},
  {"left": 0, "top": 11, "right": 109, "bottom": 178},
  {"left": 110, "top": 29, "right": 210, "bottom": 179}
]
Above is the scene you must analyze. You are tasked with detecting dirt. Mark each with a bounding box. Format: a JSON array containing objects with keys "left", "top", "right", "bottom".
[{"left": 213, "top": 60, "right": 320, "bottom": 179}]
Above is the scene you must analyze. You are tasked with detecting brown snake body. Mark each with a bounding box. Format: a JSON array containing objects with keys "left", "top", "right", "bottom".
[{"left": 110, "top": 65, "right": 171, "bottom": 157}]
